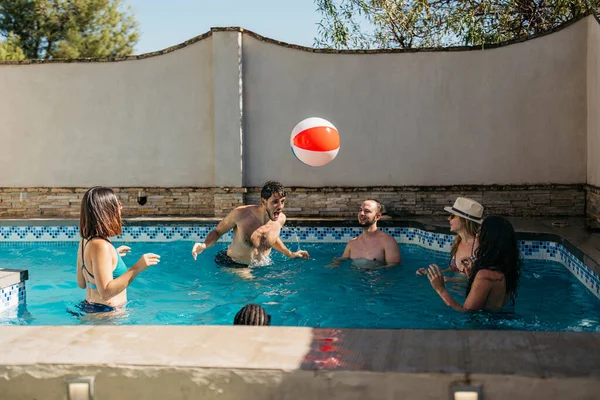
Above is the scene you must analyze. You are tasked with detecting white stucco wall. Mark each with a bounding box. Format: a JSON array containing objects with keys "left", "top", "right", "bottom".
[
  {"left": 588, "top": 16, "right": 600, "bottom": 187},
  {"left": 0, "top": 19, "right": 593, "bottom": 189},
  {"left": 0, "top": 39, "right": 214, "bottom": 187},
  {"left": 242, "top": 22, "right": 587, "bottom": 187}
]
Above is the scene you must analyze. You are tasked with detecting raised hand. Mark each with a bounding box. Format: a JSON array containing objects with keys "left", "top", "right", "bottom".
[
  {"left": 136, "top": 253, "right": 160, "bottom": 271},
  {"left": 427, "top": 264, "right": 446, "bottom": 293},
  {"left": 191, "top": 243, "right": 207, "bottom": 260},
  {"left": 459, "top": 257, "right": 474, "bottom": 276},
  {"left": 116, "top": 246, "right": 131, "bottom": 257}
]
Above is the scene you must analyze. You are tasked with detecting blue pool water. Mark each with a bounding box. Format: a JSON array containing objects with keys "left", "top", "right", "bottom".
[{"left": 0, "top": 241, "right": 599, "bottom": 331}]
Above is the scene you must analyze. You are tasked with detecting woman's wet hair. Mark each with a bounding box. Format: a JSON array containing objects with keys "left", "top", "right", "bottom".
[
  {"left": 233, "top": 304, "right": 271, "bottom": 326},
  {"left": 79, "top": 186, "right": 122, "bottom": 239},
  {"left": 450, "top": 217, "right": 480, "bottom": 259},
  {"left": 467, "top": 216, "right": 521, "bottom": 303}
]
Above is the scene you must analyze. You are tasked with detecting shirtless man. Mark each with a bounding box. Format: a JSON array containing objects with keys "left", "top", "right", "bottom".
[
  {"left": 191, "top": 181, "right": 309, "bottom": 266},
  {"left": 335, "top": 199, "right": 401, "bottom": 268}
]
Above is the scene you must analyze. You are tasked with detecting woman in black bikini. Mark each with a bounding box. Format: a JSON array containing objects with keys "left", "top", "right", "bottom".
[{"left": 417, "top": 197, "right": 483, "bottom": 280}]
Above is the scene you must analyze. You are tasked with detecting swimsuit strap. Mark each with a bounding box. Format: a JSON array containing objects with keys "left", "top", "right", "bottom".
[
  {"left": 81, "top": 236, "right": 110, "bottom": 279},
  {"left": 470, "top": 237, "right": 476, "bottom": 261}
]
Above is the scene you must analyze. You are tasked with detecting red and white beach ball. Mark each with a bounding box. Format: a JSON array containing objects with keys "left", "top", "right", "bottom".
[{"left": 290, "top": 117, "right": 340, "bottom": 167}]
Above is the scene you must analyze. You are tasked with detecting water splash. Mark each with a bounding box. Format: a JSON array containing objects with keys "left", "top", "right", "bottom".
[
  {"left": 291, "top": 227, "right": 301, "bottom": 251},
  {"left": 249, "top": 253, "right": 273, "bottom": 267}
]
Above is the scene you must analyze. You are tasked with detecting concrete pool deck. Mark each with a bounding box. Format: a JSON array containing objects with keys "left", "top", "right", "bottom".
[
  {"left": 0, "top": 326, "right": 599, "bottom": 399},
  {"left": 0, "top": 217, "right": 599, "bottom": 399}
]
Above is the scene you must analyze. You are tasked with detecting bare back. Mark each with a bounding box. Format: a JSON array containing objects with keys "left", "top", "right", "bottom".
[
  {"left": 76, "top": 239, "right": 126, "bottom": 307},
  {"left": 481, "top": 270, "right": 509, "bottom": 310},
  {"left": 466, "top": 269, "right": 510, "bottom": 311}
]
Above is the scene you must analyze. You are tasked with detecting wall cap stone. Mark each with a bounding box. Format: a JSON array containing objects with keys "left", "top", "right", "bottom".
[{"left": 0, "top": 13, "right": 591, "bottom": 66}]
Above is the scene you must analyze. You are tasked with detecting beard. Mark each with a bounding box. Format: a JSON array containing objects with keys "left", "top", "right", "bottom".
[{"left": 358, "top": 216, "right": 376, "bottom": 227}]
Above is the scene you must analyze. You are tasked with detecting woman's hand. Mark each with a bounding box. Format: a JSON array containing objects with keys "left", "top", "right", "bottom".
[
  {"left": 135, "top": 253, "right": 161, "bottom": 271},
  {"left": 427, "top": 264, "right": 446, "bottom": 293},
  {"left": 416, "top": 267, "right": 427, "bottom": 275},
  {"left": 460, "top": 257, "right": 474, "bottom": 277},
  {"left": 116, "top": 246, "right": 131, "bottom": 257}
]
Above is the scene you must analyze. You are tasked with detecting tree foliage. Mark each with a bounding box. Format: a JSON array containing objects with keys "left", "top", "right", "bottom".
[
  {"left": 315, "top": 0, "right": 600, "bottom": 49},
  {"left": 0, "top": 32, "right": 24, "bottom": 60},
  {"left": 0, "top": 0, "right": 139, "bottom": 60}
]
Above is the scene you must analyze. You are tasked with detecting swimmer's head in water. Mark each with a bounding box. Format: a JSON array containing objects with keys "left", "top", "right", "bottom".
[
  {"left": 261, "top": 181, "right": 286, "bottom": 221},
  {"left": 233, "top": 304, "right": 271, "bottom": 326},
  {"left": 80, "top": 186, "right": 122, "bottom": 239},
  {"left": 358, "top": 199, "right": 382, "bottom": 227}
]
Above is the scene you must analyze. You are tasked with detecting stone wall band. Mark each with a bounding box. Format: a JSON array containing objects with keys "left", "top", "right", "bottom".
[{"left": 0, "top": 185, "right": 595, "bottom": 221}]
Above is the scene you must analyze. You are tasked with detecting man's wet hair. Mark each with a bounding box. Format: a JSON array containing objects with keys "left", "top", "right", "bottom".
[
  {"left": 234, "top": 304, "right": 271, "bottom": 326},
  {"left": 261, "top": 181, "right": 286, "bottom": 200},
  {"left": 364, "top": 199, "right": 383, "bottom": 214}
]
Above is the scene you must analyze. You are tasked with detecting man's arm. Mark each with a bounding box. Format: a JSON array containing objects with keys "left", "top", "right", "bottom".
[
  {"left": 382, "top": 237, "right": 401, "bottom": 268},
  {"left": 325, "top": 241, "right": 351, "bottom": 268},
  {"left": 192, "top": 208, "right": 239, "bottom": 260},
  {"left": 273, "top": 237, "right": 310, "bottom": 259},
  {"left": 333, "top": 242, "right": 351, "bottom": 263}
]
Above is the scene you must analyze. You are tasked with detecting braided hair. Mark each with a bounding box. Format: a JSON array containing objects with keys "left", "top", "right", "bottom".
[
  {"left": 467, "top": 216, "right": 521, "bottom": 303},
  {"left": 233, "top": 304, "right": 271, "bottom": 326}
]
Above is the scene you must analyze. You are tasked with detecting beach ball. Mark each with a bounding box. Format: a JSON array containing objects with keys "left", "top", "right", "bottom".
[{"left": 290, "top": 117, "right": 340, "bottom": 167}]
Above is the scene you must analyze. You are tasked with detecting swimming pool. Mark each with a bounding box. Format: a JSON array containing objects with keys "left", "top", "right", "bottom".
[{"left": 1, "top": 224, "right": 599, "bottom": 331}]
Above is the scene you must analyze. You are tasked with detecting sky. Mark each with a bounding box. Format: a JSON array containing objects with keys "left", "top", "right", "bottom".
[{"left": 126, "top": 0, "right": 322, "bottom": 55}]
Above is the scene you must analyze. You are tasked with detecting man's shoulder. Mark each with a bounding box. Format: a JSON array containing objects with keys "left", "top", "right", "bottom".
[
  {"left": 232, "top": 205, "right": 258, "bottom": 215},
  {"left": 376, "top": 229, "right": 398, "bottom": 243},
  {"left": 347, "top": 236, "right": 361, "bottom": 246}
]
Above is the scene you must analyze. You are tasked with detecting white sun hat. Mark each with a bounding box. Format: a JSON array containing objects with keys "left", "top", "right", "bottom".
[{"left": 444, "top": 197, "right": 484, "bottom": 224}]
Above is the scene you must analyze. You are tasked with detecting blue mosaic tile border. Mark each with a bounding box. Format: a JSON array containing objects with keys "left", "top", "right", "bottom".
[
  {"left": 0, "top": 282, "right": 25, "bottom": 313},
  {"left": 520, "top": 240, "right": 600, "bottom": 300},
  {"left": 0, "top": 225, "right": 452, "bottom": 247},
  {"left": 0, "top": 225, "right": 598, "bottom": 299},
  {"left": 0, "top": 225, "right": 233, "bottom": 242}
]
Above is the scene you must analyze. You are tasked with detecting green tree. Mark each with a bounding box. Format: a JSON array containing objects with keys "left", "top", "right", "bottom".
[
  {"left": 0, "top": 0, "right": 139, "bottom": 60},
  {"left": 0, "top": 32, "right": 25, "bottom": 60},
  {"left": 315, "top": 0, "right": 600, "bottom": 49}
]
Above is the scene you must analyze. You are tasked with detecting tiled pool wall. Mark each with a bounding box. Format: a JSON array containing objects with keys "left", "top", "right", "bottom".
[
  {"left": 0, "top": 224, "right": 598, "bottom": 301},
  {"left": 0, "top": 271, "right": 27, "bottom": 314},
  {"left": 0, "top": 282, "right": 25, "bottom": 311}
]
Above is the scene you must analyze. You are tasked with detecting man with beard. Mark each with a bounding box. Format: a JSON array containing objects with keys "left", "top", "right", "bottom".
[
  {"left": 191, "top": 181, "right": 309, "bottom": 266},
  {"left": 335, "top": 199, "right": 401, "bottom": 268}
]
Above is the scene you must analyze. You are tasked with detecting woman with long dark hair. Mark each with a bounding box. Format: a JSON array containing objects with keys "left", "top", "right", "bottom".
[
  {"left": 427, "top": 216, "right": 521, "bottom": 312},
  {"left": 75, "top": 186, "right": 160, "bottom": 312}
]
